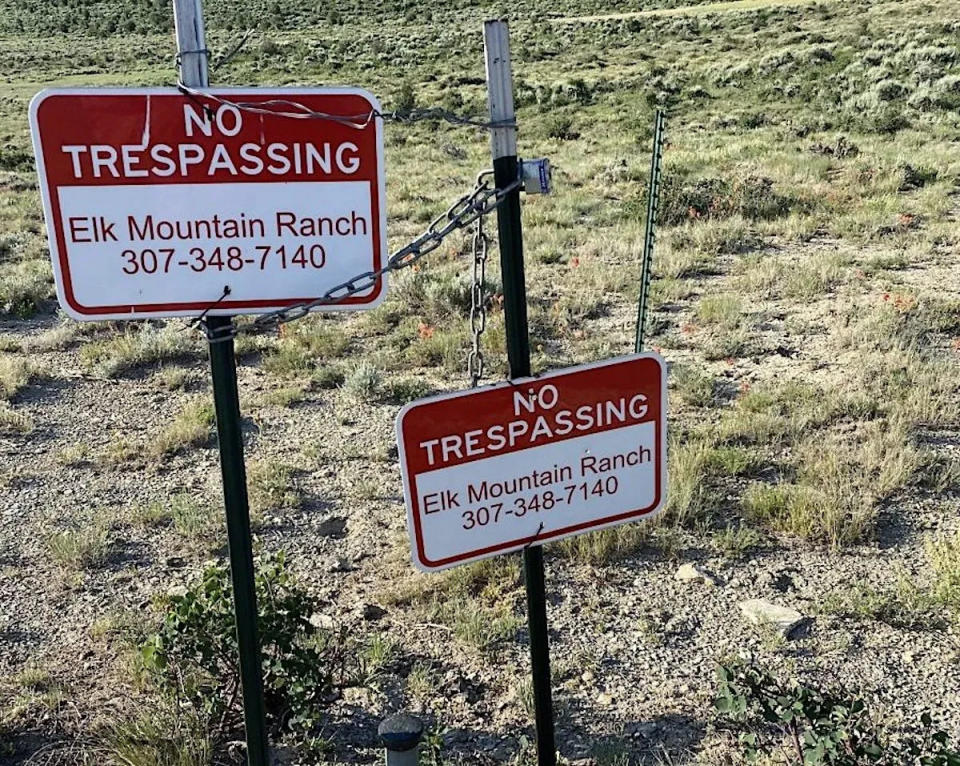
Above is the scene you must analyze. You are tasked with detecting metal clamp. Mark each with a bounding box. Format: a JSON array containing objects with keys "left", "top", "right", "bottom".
[{"left": 520, "top": 158, "right": 552, "bottom": 195}]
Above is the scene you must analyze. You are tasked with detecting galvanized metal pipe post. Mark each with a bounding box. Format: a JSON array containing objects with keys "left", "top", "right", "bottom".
[
  {"left": 172, "top": 2, "right": 270, "bottom": 764},
  {"left": 379, "top": 713, "right": 424, "bottom": 765},
  {"left": 484, "top": 20, "right": 557, "bottom": 766}
]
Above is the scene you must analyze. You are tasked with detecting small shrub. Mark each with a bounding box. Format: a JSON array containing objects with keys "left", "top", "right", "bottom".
[
  {"left": 170, "top": 494, "right": 220, "bottom": 538},
  {"left": 141, "top": 553, "right": 347, "bottom": 745},
  {"left": 395, "top": 81, "right": 416, "bottom": 112},
  {"left": 0, "top": 356, "right": 32, "bottom": 401},
  {"left": 81, "top": 323, "right": 197, "bottom": 378},
  {"left": 696, "top": 294, "right": 743, "bottom": 329},
  {"left": 715, "top": 661, "right": 960, "bottom": 765},
  {"left": 0, "top": 403, "right": 32, "bottom": 434},
  {"left": 343, "top": 362, "right": 382, "bottom": 401},
  {"left": 247, "top": 461, "right": 301, "bottom": 517},
  {"left": 545, "top": 114, "right": 579, "bottom": 140},
  {"left": 46, "top": 525, "right": 109, "bottom": 572},
  {"left": 896, "top": 163, "right": 938, "bottom": 192},
  {"left": 670, "top": 364, "right": 715, "bottom": 407},
  {"left": 653, "top": 175, "right": 796, "bottom": 226},
  {"left": 152, "top": 400, "right": 214, "bottom": 458},
  {"left": 384, "top": 377, "right": 433, "bottom": 404},
  {"left": 261, "top": 385, "right": 305, "bottom": 408},
  {"left": 712, "top": 524, "right": 764, "bottom": 560}
]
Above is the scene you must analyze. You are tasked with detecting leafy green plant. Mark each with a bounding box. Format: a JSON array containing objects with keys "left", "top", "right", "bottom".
[
  {"left": 715, "top": 661, "right": 960, "bottom": 764},
  {"left": 141, "top": 553, "right": 348, "bottom": 744}
]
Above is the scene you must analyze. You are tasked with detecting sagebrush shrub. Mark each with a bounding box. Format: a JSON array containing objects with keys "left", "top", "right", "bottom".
[{"left": 142, "top": 553, "right": 347, "bottom": 742}]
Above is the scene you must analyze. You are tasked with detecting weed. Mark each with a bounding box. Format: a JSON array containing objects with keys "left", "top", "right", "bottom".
[
  {"left": 131, "top": 501, "right": 172, "bottom": 529},
  {"left": 0, "top": 355, "right": 31, "bottom": 400},
  {"left": 661, "top": 439, "right": 713, "bottom": 528},
  {"left": 312, "top": 365, "right": 346, "bottom": 389},
  {"left": 696, "top": 294, "right": 743, "bottom": 329},
  {"left": 152, "top": 400, "right": 214, "bottom": 459},
  {"left": 152, "top": 366, "right": 191, "bottom": 391},
  {"left": 712, "top": 524, "right": 764, "bottom": 560},
  {"left": 405, "top": 662, "right": 436, "bottom": 702},
  {"left": 343, "top": 361, "right": 382, "bottom": 402},
  {"left": 103, "top": 704, "right": 213, "bottom": 766},
  {"left": 715, "top": 661, "right": 959, "bottom": 763},
  {"left": 384, "top": 377, "right": 433, "bottom": 404},
  {"left": 55, "top": 443, "right": 90, "bottom": 467},
  {"left": 557, "top": 523, "right": 649, "bottom": 565},
  {"left": 261, "top": 385, "right": 305, "bottom": 408},
  {"left": 170, "top": 494, "right": 220, "bottom": 539},
  {"left": 45, "top": 525, "right": 109, "bottom": 572},
  {"left": 0, "top": 404, "right": 33, "bottom": 434},
  {"left": 670, "top": 364, "right": 715, "bottom": 407},
  {"left": 438, "top": 600, "right": 522, "bottom": 653},
  {"left": 81, "top": 323, "right": 196, "bottom": 378},
  {"left": 819, "top": 579, "right": 942, "bottom": 629},
  {"left": 247, "top": 461, "right": 301, "bottom": 517},
  {"left": 704, "top": 446, "right": 761, "bottom": 477}
]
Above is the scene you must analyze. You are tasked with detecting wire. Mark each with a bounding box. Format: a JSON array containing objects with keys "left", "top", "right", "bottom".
[{"left": 175, "top": 82, "right": 517, "bottom": 131}]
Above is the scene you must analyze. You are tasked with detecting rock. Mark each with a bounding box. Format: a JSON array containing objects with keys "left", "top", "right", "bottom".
[
  {"left": 674, "top": 563, "right": 717, "bottom": 586},
  {"left": 739, "top": 598, "right": 807, "bottom": 637},
  {"left": 327, "top": 557, "right": 355, "bottom": 573},
  {"left": 269, "top": 746, "right": 297, "bottom": 765},
  {"left": 580, "top": 670, "right": 595, "bottom": 683},
  {"left": 309, "top": 612, "right": 335, "bottom": 630},
  {"left": 596, "top": 691, "right": 614, "bottom": 706}
]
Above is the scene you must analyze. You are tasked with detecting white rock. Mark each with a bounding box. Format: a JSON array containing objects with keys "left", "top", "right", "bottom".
[
  {"left": 596, "top": 691, "right": 614, "bottom": 706},
  {"left": 675, "top": 563, "right": 718, "bottom": 586},
  {"left": 309, "top": 612, "right": 335, "bottom": 630},
  {"left": 739, "top": 599, "right": 807, "bottom": 637}
]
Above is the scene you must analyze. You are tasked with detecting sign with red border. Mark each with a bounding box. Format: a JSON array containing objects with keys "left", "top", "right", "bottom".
[
  {"left": 29, "top": 87, "right": 387, "bottom": 320},
  {"left": 396, "top": 354, "right": 667, "bottom": 572}
]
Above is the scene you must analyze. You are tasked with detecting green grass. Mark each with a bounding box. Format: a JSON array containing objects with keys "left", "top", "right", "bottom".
[
  {"left": 80, "top": 324, "right": 198, "bottom": 378},
  {"left": 45, "top": 525, "right": 109, "bottom": 572},
  {"left": 152, "top": 400, "right": 214, "bottom": 459},
  {"left": 247, "top": 461, "right": 302, "bottom": 517},
  {"left": 0, "top": 355, "right": 32, "bottom": 400}
]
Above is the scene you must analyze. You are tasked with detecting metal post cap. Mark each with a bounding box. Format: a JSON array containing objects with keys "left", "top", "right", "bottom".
[{"left": 378, "top": 713, "right": 424, "bottom": 752}]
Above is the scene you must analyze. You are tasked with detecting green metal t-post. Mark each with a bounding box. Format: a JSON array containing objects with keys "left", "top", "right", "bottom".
[
  {"left": 635, "top": 110, "right": 666, "bottom": 353},
  {"left": 173, "top": 2, "right": 270, "bottom": 764},
  {"left": 484, "top": 20, "right": 556, "bottom": 766}
]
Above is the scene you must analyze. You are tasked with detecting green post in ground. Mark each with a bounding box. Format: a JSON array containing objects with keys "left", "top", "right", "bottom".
[
  {"left": 635, "top": 109, "right": 666, "bottom": 353},
  {"left": 206, "top": 319, "right": 270, "bottom": 766},
  {"left": 173, "top": 2, "right": 270, "bottom": 763},
  {"left": 485, "top": 20, "right": 557, "bottom": 766}
]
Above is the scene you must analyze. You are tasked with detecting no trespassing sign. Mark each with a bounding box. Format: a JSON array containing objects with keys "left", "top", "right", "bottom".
[
  {"left": 396, "top": 354, "right": 668, "bottom": 572},
  {"left": 29, "top": 87, "right": 387, "bottom": 320}
]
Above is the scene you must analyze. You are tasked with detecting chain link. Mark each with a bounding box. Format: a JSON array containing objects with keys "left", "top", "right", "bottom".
[
  {"left": 467, "top": 211, "right": 490, "bottom": 387},
  {"left": 203, "top": 172, "right": 521, "bottom": 343}
]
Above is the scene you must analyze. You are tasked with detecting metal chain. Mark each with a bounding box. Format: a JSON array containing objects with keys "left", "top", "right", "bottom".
[
  {"left": 467, "top": 212, "right": 490, "bottom": 387},
  {"left": 203, "top": 172, "right": 521, "bottom": 343}
]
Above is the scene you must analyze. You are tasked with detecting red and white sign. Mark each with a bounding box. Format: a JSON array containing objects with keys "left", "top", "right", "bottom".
[
  {"left": 29, "top": 87, "right": 387, "bottom": 320},
  {"left": 396, "top": 354, "right": 667, "bottom": 571}
]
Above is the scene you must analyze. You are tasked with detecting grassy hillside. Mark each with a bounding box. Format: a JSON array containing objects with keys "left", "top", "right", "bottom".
[{"left": 1, "top": 0, "right": 959, "bottom": 763}]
